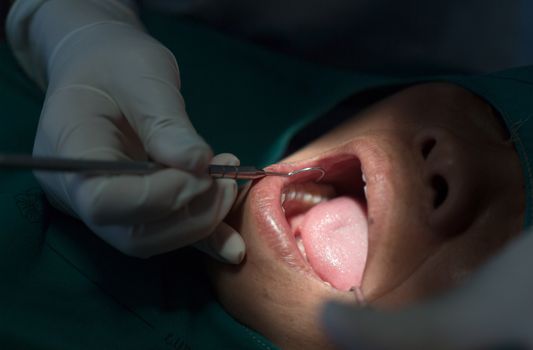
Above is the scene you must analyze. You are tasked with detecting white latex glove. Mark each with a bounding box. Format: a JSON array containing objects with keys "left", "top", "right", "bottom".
[
  {"left": 7, "top": 0, "right": 245, "bottom": 262},
  {"left": 321, "top": 229, "right": 533, "bottom": 350}
]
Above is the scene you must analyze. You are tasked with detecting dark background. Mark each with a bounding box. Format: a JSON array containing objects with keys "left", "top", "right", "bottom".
[{"left": 0, "top": 0, "right": 10, "bottom": 41}]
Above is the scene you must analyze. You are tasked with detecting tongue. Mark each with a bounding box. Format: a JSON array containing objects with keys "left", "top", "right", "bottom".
[{"left": 298, "top": 196, "right": 368, "bottom": 291}]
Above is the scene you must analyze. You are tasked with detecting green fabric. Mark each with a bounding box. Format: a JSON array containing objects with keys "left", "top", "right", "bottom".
[
  {"left": 1, "top": 10, "right": 533, "bottom": 350},
  {"left": 146, "top": 16, "right": 392, "bottom": 167}
]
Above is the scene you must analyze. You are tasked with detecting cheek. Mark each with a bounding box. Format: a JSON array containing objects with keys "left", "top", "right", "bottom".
[
  {"left": 368, "top": 200, "right": 523, "bottom": 308},
  {"left": 363, "top": 152, "right": 439, "bottom": 298}
]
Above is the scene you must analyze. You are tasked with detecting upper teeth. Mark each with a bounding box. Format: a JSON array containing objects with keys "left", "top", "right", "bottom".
[
  {"left": 281, "top": 192, "right": 331, "bottom": 206},
  {"left": 281, "top": 183, "right": 336, "bottom": 206}
]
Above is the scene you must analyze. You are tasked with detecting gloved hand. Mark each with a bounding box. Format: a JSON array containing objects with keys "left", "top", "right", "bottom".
[
  {"left": 321, "top": 229, "right": 533, "bottom": 350},
  {"left": 6, "top": 0, "right": 245, "bottom": 262}
]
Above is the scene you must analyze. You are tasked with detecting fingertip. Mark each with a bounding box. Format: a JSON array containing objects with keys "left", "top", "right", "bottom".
[
  {"left": 216, "top": 225, "right": 246, "bottom": 264},
  {"left": 211, "top": 153, "right": 240, "bottom": 166},
  {"left": 211, "top": 153, "right": 239, "bottom": 208}
]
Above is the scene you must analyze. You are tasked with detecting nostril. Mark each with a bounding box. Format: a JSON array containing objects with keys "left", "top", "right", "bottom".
[
  {"left": 431, "top": 175, "right": 448, "bottom": 209},
  {"left": 421, "top": 138, "right": 437, "bottom": 159}
]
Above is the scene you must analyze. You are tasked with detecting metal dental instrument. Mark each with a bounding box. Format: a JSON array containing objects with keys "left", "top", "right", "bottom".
[
  {"left": 0, "top": 154, "right": 326, "bottom": 181},
  {"left": 0, "top": 154, "right": 164, "bottom": 174},
  {"left": 208, "top": 165, "right": 326, "bottom": 181}
]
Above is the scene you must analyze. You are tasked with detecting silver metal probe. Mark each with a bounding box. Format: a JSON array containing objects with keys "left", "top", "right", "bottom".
[
  {"left": 0, "top": 154, "right": 164, "bottom": 174},
  {"left": 0, "top": 154, "right": 326, "bottom": 181},
  {"left": 208, "top": 165, "right": 325, "bottom": 181}
]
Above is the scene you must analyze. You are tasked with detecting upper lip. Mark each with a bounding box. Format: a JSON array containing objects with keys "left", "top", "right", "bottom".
[{"left": 247, "top": 139, "right": 392, "bottom": 282}]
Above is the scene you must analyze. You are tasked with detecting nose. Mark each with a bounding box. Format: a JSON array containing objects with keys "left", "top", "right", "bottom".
[{"left": 415, "top": 128, "right": 484, "bottom": 236}]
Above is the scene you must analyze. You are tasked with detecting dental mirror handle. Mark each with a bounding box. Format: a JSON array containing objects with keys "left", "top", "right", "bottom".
[
  {"left": 0, "top": 154, "right": 165, "bottom": 174},
  {"left": 0, "top": 154, "right": 272, "bottom": 179},
  {"left": 208, "top": 165, "right": 270, "bottom": 180}
]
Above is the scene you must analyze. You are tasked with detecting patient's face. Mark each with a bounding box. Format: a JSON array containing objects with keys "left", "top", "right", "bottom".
[{"left": 208, "top": 83, "right": 525, "bottom": 349}]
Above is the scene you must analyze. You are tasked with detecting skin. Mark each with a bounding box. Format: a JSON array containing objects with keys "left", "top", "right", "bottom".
[{"left": 207, "top": 83, "right": 525, "bottom": 349}]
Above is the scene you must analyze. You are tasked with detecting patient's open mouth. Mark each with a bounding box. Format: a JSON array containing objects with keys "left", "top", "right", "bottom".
[
  {"left": 249, "top": 146, "right": 378, "bottom": 292},
  {"left": 282, "top": 159, "right": 368, "bottom": 291}
]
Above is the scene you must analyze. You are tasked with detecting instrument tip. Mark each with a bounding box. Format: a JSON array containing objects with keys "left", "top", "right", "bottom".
[{"left": 287, "top": 167, "right": 326, "bottom": 182}]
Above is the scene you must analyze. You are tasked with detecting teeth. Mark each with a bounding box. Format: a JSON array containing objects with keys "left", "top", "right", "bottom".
[
  {"left": 282, "top": 191, "right": 330, "bottom": 206},
  {"left": 282, "top": 182, "right": 336, "bottom": 206},
  {"left": 311, "top": 195, "right": 323, "bottom": 204}
]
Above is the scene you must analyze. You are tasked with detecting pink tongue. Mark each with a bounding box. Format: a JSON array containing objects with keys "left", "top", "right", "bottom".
[{"left": 299, "top": 196, "right": 368, "bottom": 291}]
